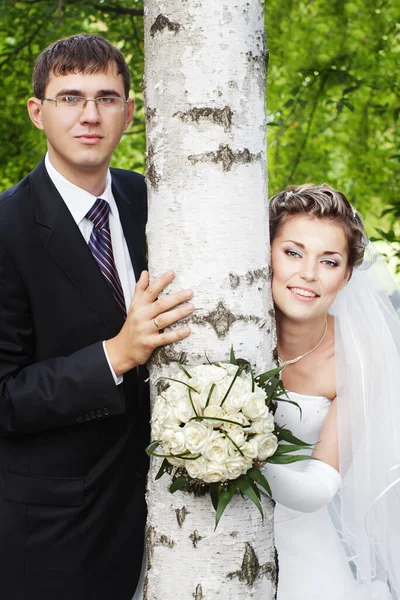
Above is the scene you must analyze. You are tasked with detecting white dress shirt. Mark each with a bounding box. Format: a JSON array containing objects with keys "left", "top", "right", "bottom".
[{"left": 45, "top": 154, "right": 136, "bottom": 383}]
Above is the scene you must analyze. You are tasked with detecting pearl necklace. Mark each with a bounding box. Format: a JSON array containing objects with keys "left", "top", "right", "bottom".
[{"left": 278, "top": 318, "right": 328, "bottom": 367}]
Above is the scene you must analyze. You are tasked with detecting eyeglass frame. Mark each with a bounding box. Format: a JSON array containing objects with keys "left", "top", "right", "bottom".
[{"left": 42, "top": 95, "right": 129, "bottom": 112}]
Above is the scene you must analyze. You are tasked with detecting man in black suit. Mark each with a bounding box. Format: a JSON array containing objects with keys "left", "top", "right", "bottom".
[{"left": 0, "top": 34, "right": 193, "bottom": 600}]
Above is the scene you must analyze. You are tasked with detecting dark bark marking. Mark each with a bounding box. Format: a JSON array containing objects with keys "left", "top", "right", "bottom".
[
  {"left": 229, "top": 268, "right": 268, "bottom": 288},
  {"left": 193, "top": 584, "right": 204, "bottom": 600},
  {"left": 150, "top": 14, "right": 182, "bottom": 37},
  {"left": 146, "top": 525, "right": 175, "bottom": 571},
  {"left": 146, "top": 143, "right": 160, "bottom": 190},
  {"left": 267, "top": 264, "right": 273, "bottom": 282},
  {"left": 229, "top": 273, "right": 240, "bottom": 289},
  {"left": 188, "top": 144, "right": 260, "bottom": 172},
  {"left": 175, "top": 506, "right": 189, "bottom": 528},
  {"left": 189, "top": 529, "right": 203, "bottom": 548},
  {"left": 227, "top": 542, "right": 277, "bottom": 587},
  {"left": 151, "top": 346, "right": 188, "bottom": 368},
  {"left": 245, "top": 268, "right": 268, "bottom": 285},
  {"left": 192, "top": 301, "right": 236, "bottom": 339},
  {"left": 173, "top": 106, "right": 233, "bottom": 131},
  {"left": 192, "top": 300, "right": 262, "bottom": 339},
  {"left": 146, "top": 107, "right": 157, "bottom": 126}
]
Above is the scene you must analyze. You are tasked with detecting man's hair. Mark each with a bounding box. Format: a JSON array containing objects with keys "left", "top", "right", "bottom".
[
  {"left": 32, "top": 34, "right": 131, "bottom": 99},
  {"left": 269, "top": 183, "right": 367, "bottom": 270}
]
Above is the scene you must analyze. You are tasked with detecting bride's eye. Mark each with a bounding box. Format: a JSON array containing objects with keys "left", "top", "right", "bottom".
[
  {"left": 285, "top": 249, "right": 301, "bottom": 258},
  {"left": 322, "top": 259, "right": 338, "bottom": 268}
]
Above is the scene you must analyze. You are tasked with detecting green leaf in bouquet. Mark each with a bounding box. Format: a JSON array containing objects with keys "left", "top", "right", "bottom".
[
  {"left": 221, "top": 365, "right": 243, "bottom": 407},
  {"left": 158, "top": 377, "right": 199, "bottom": 394},
  {"left": 155, "top": 458, "right": 173, "bottom": 480},
  {"left": 225, "top": 432, "right": 245, "bottom": 457},
  {"left": 273, "top": 443, "right": 314, "bottom": 455},
  {"left": 177, "top": 363, "right": 192, "bottom": 379},
  {"left": 190, "top": 415, "right": 245, "bottom": 427},
  {"left": 267, "top": 454, "right": 317, "bottom": 465},
  {"left": 146, "top": 440, "right": 161, "bottom": 456},
  {"left": 262, "top": 376, "right": 281, "bottom": 402},
  {"left": 236, "top": 475, "right": 264, "bottom": 520},
  {"left": 188, "top": 388, "right": 199, "bottom": 417},
  {"left": 170, "top": 476, "right": 189, "bottom": 493},
  {"left": 246, "top": 466, "right": 272, "bottom": 496},
  {"left": 146, "top": 442, "right": 201, "bottom": 461},
  {"left": 230, "top": 345, "right": 237, "bottom": 365},
  {"left": 274, "top": 424, "right": 312, "bottom": 446},
  {"left": 209, "top": 483, "right": 220, "bottom": 511},
  {"left": 255, "top": 365, "right": 284, "bottom": 386},
  {"left": 205, "top": 383, "right": 216, "bottom": 408},
  {"left": 215, "top": 481, "right": 236, "bottom": 529}
]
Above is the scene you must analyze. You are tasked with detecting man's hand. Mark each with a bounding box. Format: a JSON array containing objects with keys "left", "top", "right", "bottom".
[{"left": 105, "top": 270, "right": 193, "bottom": 376}]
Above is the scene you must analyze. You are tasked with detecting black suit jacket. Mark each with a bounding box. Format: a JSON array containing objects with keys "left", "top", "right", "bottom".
[{"left": 0, "top": 160, "right": 149, "bottom": 600}]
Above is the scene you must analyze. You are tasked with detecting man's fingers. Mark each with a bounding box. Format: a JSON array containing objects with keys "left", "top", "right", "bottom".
[
  {"left": 145, "top": 270, "right": 176, "bottom": 301},
  {"left": 156, "top": 326, "right": 191, "bottom": 347},
  {"left": 151, "top": 302, "right": 195, "bottom": 331},
  {"left": 150, "top": 289, "right": 193, "bottom": 318},
  {"left": 130, "top": 271, "right": 149, "bottom": 301}
]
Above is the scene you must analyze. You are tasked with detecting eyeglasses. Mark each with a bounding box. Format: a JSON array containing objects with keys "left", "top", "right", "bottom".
[{"left": 43, "top": 95, "right": 128, "bottom": 113}]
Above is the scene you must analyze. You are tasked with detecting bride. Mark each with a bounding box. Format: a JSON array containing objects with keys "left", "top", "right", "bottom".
[{"left": 264, "top": 184, "right": 400, "bottom": 600}]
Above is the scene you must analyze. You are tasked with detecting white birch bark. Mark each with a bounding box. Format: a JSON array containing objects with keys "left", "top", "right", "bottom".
[{"left": 143, "top": 1, "right": 276, "bottom": 598}]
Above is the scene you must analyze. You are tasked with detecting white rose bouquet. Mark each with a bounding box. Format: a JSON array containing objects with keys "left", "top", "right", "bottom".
[{"left": 147, "top": 349, "right": 313, "bottom": 527}]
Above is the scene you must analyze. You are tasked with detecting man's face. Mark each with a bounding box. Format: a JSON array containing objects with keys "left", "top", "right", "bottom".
[{"left": 28, "top": 63, "right": 134, "bottom": 183}]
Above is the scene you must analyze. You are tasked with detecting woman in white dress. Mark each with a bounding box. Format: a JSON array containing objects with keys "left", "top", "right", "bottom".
[{"left": 264, "top": 184, "right": 400, "bottom": 600}]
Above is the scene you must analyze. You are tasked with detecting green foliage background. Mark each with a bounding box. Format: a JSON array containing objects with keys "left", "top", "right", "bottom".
[{"left": 0, "top": 0, "right": 398, "bottom": 246}]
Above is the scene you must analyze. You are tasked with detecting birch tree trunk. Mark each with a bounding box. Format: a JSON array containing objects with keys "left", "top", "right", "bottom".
[{"left": 143, "top": 2, "right": 276, "bottom": 598}]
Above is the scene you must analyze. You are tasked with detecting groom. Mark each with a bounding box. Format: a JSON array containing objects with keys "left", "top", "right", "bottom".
[{"left": 0, "top": 34, "right": 193, "bottom": 600}]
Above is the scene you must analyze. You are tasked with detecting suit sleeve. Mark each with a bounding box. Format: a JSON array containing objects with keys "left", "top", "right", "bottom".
[{"left": 0, "top": 240, "right": 126, "bottom": 436}]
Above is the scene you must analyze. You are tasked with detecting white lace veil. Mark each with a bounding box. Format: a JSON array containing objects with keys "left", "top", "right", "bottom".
[{"left": 330, "top": 244, "right": 400, "bottom": 598}]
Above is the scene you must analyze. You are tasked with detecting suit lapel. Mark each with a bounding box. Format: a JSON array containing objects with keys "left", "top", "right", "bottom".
[
  {"left": 31, "top": 160, "right": 125, "bottom": 329},
  {"left": 111, "top": 172, "right": 147, "bottom": 282}
]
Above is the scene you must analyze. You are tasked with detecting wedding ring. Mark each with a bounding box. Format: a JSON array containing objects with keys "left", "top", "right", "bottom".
[{"left": 153, "top": 317, "right": 161, "bottom": 330}]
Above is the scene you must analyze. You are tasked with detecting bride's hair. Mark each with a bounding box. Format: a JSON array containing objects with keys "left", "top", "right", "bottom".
[{"left": 269, "top": 183, "right": 367, "bottom": 269}]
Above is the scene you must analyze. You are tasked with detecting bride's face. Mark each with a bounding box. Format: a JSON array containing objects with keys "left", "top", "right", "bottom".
[{"left": 271, "top": 215, "right": 350, "bottom": 321}]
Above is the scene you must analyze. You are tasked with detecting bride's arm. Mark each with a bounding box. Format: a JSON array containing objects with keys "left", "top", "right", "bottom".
[{"left": 263, "top": 398, "right": 341, "bottom": 512}]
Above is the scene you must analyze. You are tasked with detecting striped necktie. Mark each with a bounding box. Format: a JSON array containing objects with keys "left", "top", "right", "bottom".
[{"left": 86, "top": 198, "right": 127, "bottom": 318}]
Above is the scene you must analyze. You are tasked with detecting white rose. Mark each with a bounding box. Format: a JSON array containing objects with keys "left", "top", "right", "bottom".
[
  {"left": 189, "top": 364, "right": 227, "bottom": 391},
  {"left": 183, "top": 421, "right": 212, "bottom": 454},
  {"left": 203, "top": 433, "right": 230, "bottom": 464},
  {"left": 162, "top": 427, "right": 186, "bottom": 455},
  {"left": 170, "top": 393, "right": 197, "bottom": 424},
  {"left": 221, "top": 363, "right": 240, "bottom": 377},
  {"left": 202, "top": 461, "right": 227, "bottom": 483},
  {"left": 241, "top": 391, "right": 267, "bottom": 420},
  {"left": 185, "top": 457, "right": 208, "bottom": 480},
  {"left": 241, "top": 438, "right": 260, "bottom": 460},
  {"left": 250, "top": 412, "right": 275, "bottom": 434},
  {"left": 203, "top": 405, "right": 225, "bottom": 428},
  {"left": 223, "top": 388, "right": 245, "bottom": 414},
  {"left": 255, "top": 433, "right": 279, "bottom": 460},
  {"left": 152, "top": 397, "right": 179, "bottom": 427},
  {"left": 225, "top": 456, "right": 251, "bottom": 480},
  {"left": 225, "top": 427, "right": 246, "bottom": 450},
  {"left": 221, "top": 411, "right": 250, "bottom": 432}
]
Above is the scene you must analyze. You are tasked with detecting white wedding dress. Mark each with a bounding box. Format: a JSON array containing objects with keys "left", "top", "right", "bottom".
[{"left": 273, "top": 391, "right": 392, "bottom": 600}]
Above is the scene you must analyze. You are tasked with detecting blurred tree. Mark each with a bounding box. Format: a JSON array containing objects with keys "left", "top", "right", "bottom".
[{"left": 265, "top": 0, "right": 399, "bottom": 238}]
